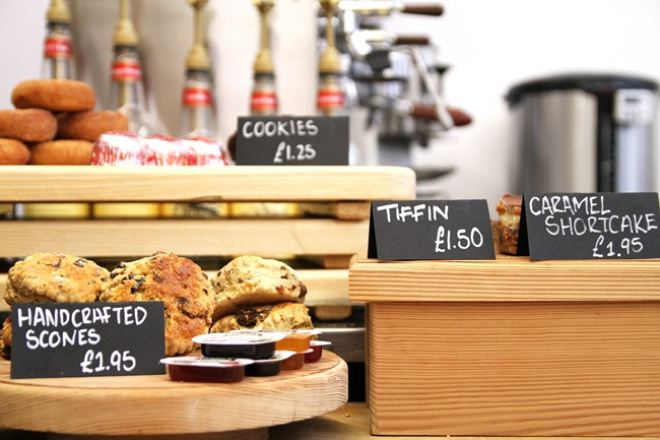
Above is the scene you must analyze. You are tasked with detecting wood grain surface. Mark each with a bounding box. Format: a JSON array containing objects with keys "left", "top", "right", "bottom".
[
  {"left": 0, "top": 218, "right": 369, "bottom": 259},
  {"left": 367, "top": 302, "right": 660, "bottom": 436},
  {"left": 0, "top": 352, "right": 347, "bottom": 436},
  {"left": 0, "top": 166, "right": 416, "bottom": 203},
  {"left": 349, "top": 256, "right": 660, "bottom": 302}
]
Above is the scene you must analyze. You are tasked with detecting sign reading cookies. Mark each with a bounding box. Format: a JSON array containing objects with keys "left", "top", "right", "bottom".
[
  {"left": 368, "top": 200, "right": 495, "bottom": 260},
  {"left": 234, "top": 116, "right": 349, "bottom": 165},
  {"left": 11, "top": 302, "right": 165, "bottom": 379},
  {"left": 517, "top": 192, "right": 660, "bottom": 260}
]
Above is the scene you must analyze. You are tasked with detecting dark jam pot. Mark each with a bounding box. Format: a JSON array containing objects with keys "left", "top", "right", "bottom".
[
  {"left": 160, "top": 357, "right": 254, "bottom": 383},
  {"left": 193, "top": 333, "right": 285, "bottom": 359},
  {"left": 245, "top": 350, "right": 295, "bottom": 377},
  {"left": 305, "top": 340, "right": 331, "bottom": 363}
]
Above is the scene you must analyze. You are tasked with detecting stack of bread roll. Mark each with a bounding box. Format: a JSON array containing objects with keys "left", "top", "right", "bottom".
[
  {"left": 0, "top": 79, "right": 128, "bottom": 165},
  {"left": 209, "top": 255, "right": 312, "bottom": 333},
  {"left": 0, "top": 252, "right": 312, "bottom": 359}
]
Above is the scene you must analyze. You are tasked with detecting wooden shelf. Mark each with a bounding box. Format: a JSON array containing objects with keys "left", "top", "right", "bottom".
[
  {"left": 349, "top": 254, "right": 660, "bottom": 303},
  {"left": 0, "top": 166, "right": 415, "bottom": 202}
]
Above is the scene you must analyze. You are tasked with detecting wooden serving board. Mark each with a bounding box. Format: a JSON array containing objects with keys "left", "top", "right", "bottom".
[{"left": 0, "top": 351, "right": 347, "bottom": 439}]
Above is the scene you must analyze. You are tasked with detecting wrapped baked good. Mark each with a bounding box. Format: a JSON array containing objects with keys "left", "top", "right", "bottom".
[
  {"left": 91, "top": 130, "right": 144, "bottom": 165},
  {"left": 210, "top": 302, "right": 313, "bottom": 333},
  {"left": 143, "top": 134, "right": 188, "bottom": 166},
  {"left": 210, "top": 255, "right": 307, "bottom": 321},
  {"left": 496, "top": 193, "right": 523, "bottom": 255},
  {"left": 182, "top": 136, "right": 232, "bottom": 166},
  {"left": 100, "top": 252, "right": 214, "bottom": 356},
  {"left": 5, "top": 252, "right": 109, "bottom": 306}
]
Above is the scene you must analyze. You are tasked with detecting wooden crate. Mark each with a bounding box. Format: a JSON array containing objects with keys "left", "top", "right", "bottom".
[
  {"left": 349, "top": 255, "right": 660, "bottom": 437},
  {"left": 0, "top": 165, "right": 416, "bottom": 312}
]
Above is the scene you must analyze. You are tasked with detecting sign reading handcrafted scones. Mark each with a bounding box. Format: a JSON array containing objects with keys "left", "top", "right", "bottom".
[
  {"left": 11, "top": 302, "right": 165, "bottom": 379},
  {"left": 234, "top": 116, "right": 349, "bottom": 165},
  {"left": 518, "top": 192, "right": 660, "bottom": 260},
  {"left": 368, "top": 200, "right": 495, "bottom": 260}
]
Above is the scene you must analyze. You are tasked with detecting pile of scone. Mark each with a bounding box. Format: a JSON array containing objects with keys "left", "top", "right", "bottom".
[
  {"left": 0, "top": 252, "right": 311, "bottom": 359},
  {"left": 0, "top": 79, "right": 128, "bottom": 165}
]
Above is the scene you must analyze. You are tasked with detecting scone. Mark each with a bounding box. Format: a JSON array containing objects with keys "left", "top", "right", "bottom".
[
  {"left": 5, "top": 252, "right": 110, "bottom": 306},
  {"left": 210, "top": 255, "right": 307, "bottom": 321},
  {"left": 496, "top": 193, "right": 523, "bottom": 255},
  {"left": 1, "top": 317, "right": 11, "bottom": 359},
  {"left": 210, "top": 302, "right": 313, "bottom": 333},
  {"left": 100, "top": 252, "right": 214, "bottom": 356}
]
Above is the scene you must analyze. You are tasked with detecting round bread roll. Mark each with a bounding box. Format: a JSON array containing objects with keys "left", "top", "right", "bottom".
[
  {"left": 100, "top": 252, "right": 215, "bottom": 356},
  {"left": 12, "top": 79, "right": 96, "bottom": 112},
  {"left": 0, "top": 109, "right": 57, "bottom": 142},
  {"left": 29, "top": 139, "right": 93, "bottom": 165},
  {"left": 5, "top": 252, "right": 110, "bottom": 306},
  {"left": 57, "top": 111, "right": 129, "bottom": 142},
  {"left": 210, "top": 255, "right": 308, "bottom": 321},
  {"left": 0, "top": 138, "right": 30, "bottom": 165},
  {"left": 210, "top": 302, "right": 313, "bottom": 333}
]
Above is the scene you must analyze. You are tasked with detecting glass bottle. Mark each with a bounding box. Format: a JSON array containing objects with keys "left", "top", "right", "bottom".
[
  {"left": 41, "top": 0, "right": 76, "bottom": 80},
  {"left": 94, "top": 0, "right": 159, "bottom": 219},
  {"left": 180, "top": 68, "right": 217, "bottom": 139}
]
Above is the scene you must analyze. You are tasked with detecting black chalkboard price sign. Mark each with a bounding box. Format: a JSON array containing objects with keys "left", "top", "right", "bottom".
[
  {"left": 234, "top": 116, "right": 349, "bottom": 165},
  {"left": 11, "top": 302, "right": 165, "bottom": 379},
  {"left": 368, "top": 199, "right": 495, "bottom": 260},
  {"left": 518, "top": 192, "right": 660, "bottom": 260}
]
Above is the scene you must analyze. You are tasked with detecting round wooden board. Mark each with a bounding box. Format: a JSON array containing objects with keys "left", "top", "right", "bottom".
[{"left": 0, "top": 351, "right": 348, "bottom": 438}]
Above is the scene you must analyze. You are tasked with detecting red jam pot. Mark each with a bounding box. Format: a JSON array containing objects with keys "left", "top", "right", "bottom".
[
  {"left": 305, "top": 340, "right": 332, "bottom": 363},
  {"left": 160, "top": 356, "right": 253, "bottom": 383},
  {"left": 281, "top": 351, "right": 309, "bottom": 371}
]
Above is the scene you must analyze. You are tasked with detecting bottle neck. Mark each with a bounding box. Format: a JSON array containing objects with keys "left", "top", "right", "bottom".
[{"left": 42, "top": 21, "right": 75, "bottom": 79}]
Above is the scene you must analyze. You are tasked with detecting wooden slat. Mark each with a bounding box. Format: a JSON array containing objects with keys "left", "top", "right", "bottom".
[
  {"left": 367, "top": 301, "right": 660, "bottom": 437},
  {"left": 0, "top": 166, "right": 416, "bottom": 202},
  {"left": 0, "top": 219, "right": 369, "bottom": 259},
  {"left": 349, "top": 255, "right": 660, "bottom": 302}
]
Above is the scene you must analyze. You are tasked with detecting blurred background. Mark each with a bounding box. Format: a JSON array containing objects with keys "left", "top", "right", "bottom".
[{"left": 1, "top": 0, "right": 659, "bottom": 213}]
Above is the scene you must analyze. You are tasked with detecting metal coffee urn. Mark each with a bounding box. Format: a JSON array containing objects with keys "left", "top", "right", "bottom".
[{"left": 506, "top": 74, "right": 658, "bottom": 193}]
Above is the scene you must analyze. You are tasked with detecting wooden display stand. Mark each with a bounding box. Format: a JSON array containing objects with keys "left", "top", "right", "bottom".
[
  {"left": 349, "top": 255, "right": 660, "bottom": 437},
  {"left": 0, "top": 165, "right": 416, "bottom": 312},
  {"left": 0, "top": 352, "right": 347, "bottom": 439}
]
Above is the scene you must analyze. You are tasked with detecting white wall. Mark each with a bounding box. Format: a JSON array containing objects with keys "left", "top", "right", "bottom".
[{"left": 1, "top": 0, "right": 659, "bottom": 214}]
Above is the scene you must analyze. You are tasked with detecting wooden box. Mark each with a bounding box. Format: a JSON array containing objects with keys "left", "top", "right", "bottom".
[{"left": 349, "top": 256, "right": 660, "bottom": 437}]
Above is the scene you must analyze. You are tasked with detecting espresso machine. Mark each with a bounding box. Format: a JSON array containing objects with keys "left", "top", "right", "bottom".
[{"left": 316, "top": 0, "right": 471, "bottom": 178}]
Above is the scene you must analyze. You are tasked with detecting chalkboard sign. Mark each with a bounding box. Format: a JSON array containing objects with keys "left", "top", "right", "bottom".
[
  {"left": 234, "top": 116, "right": 349, "bottom": 165},
  {"left": 368, "top": 200, "right": 495, "bottom": 260},
  {"left": 11, "top": 302, "right": 165, "bottom": 379},
  {"left": 518, "top": 192, "right": 660, "bottom": 260}
]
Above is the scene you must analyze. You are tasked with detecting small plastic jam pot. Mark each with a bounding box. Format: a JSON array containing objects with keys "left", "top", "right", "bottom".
[
  {"left": 193, "top": 332, "right": 286, "bottom": 359},
  {"left": 281, "top": 349, "right": 313, "bottom": 371},
  {"left": 275, "top": 330, "right": 322, "bottom": 353},
  {"left": 160, "top": 356, "right": 254, "bottom": 383},
  {"left": 305, "top": 340, "right": 332, "bottom": 363},
  {"left": 245, "top": 350, "right": 296, "bottom": 377}
]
